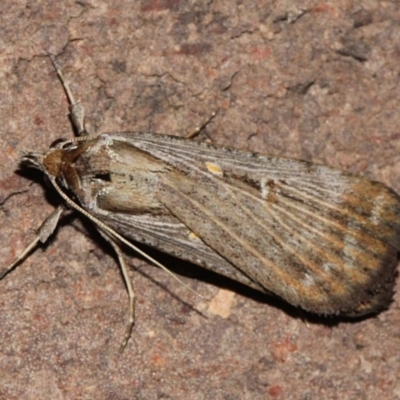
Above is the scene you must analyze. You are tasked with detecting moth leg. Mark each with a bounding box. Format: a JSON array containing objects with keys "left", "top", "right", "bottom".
[
  {"left": 185, "top": 110, "right": 218, "bottom": 139},
  {"left": 1, "top": 206, "right": 64, "bottom": 279},
  {"left": 49, "top": 54, "right": 87, "bottom": 137},
  {"left": 98, "top": 229, "right": 135, "bottom": 351}
]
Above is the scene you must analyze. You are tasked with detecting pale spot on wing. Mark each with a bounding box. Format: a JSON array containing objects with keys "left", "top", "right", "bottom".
[
  {"left": 343, "top": 233, "right": 358, "bottom": 269},
  {"left": 302, "top": 273, "right": 315, "bottom": 287},
  {"left": 322, "top": 262, "right": 337, "bottom": 274},
  {"left": 205, "top": 161, "right": 224, "bottom": 176},
  {"left": 188, "top": 231, "right": 200, "bottom": 241},
  {"left": 370, "top": 194, "right": 385, "bottom": 225},
  {"left": 260, "top": 177, "right": 269, "bottom": 199},
  {"left": 101, "top": 134, "right": 119, "bottom": 159}
]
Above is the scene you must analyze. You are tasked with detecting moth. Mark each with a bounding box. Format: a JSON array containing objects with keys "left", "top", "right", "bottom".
[{"left": 3, "top": 56, "right": 400, "bottom": 347}]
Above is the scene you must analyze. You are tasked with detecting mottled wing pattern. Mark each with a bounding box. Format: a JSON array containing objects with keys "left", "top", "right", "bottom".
[{"left": 106, "top": 133, "right": 400, "bottom": 315}]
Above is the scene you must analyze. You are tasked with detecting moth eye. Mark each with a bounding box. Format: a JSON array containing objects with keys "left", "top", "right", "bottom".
[{"left": 94, "top": 173, "right": 112, "bottom": 182}]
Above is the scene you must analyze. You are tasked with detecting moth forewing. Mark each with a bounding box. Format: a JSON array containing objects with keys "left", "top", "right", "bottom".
[
  {"left": 153, "top": 145, "right": 400, "bottom": 316},
  {"left": 46, "top": 131, "right": 400, "bottom": 317}
]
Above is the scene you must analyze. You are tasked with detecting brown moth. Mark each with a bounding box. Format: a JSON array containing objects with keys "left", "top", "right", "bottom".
[{"left": 2, "top": 57, "right": 400, "bottom": 346}]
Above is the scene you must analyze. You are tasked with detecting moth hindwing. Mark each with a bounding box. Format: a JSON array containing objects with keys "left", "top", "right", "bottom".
[{"left": 3, "top": 57, "right": 400, "bottom": 347}]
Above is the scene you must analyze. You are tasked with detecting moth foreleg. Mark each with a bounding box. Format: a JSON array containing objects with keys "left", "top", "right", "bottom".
[
  {"left": 184, "top": 110, "right": 218, "bottom": 139},
  {"left": 1, "top": 206, "right": 64, "bottom": 279}
]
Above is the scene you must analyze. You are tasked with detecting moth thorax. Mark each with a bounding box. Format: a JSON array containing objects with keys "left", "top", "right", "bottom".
[{"left": 43, "top": 149, "right": 65, "bottom": 177}]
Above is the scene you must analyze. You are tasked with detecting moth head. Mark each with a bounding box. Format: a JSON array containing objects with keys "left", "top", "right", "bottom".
[
  {"left": 21, "top": 148, "right": 65, "bottom": 179},
  {"left": 21, "top": 152, "right": 47, "bottom": 173}
]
